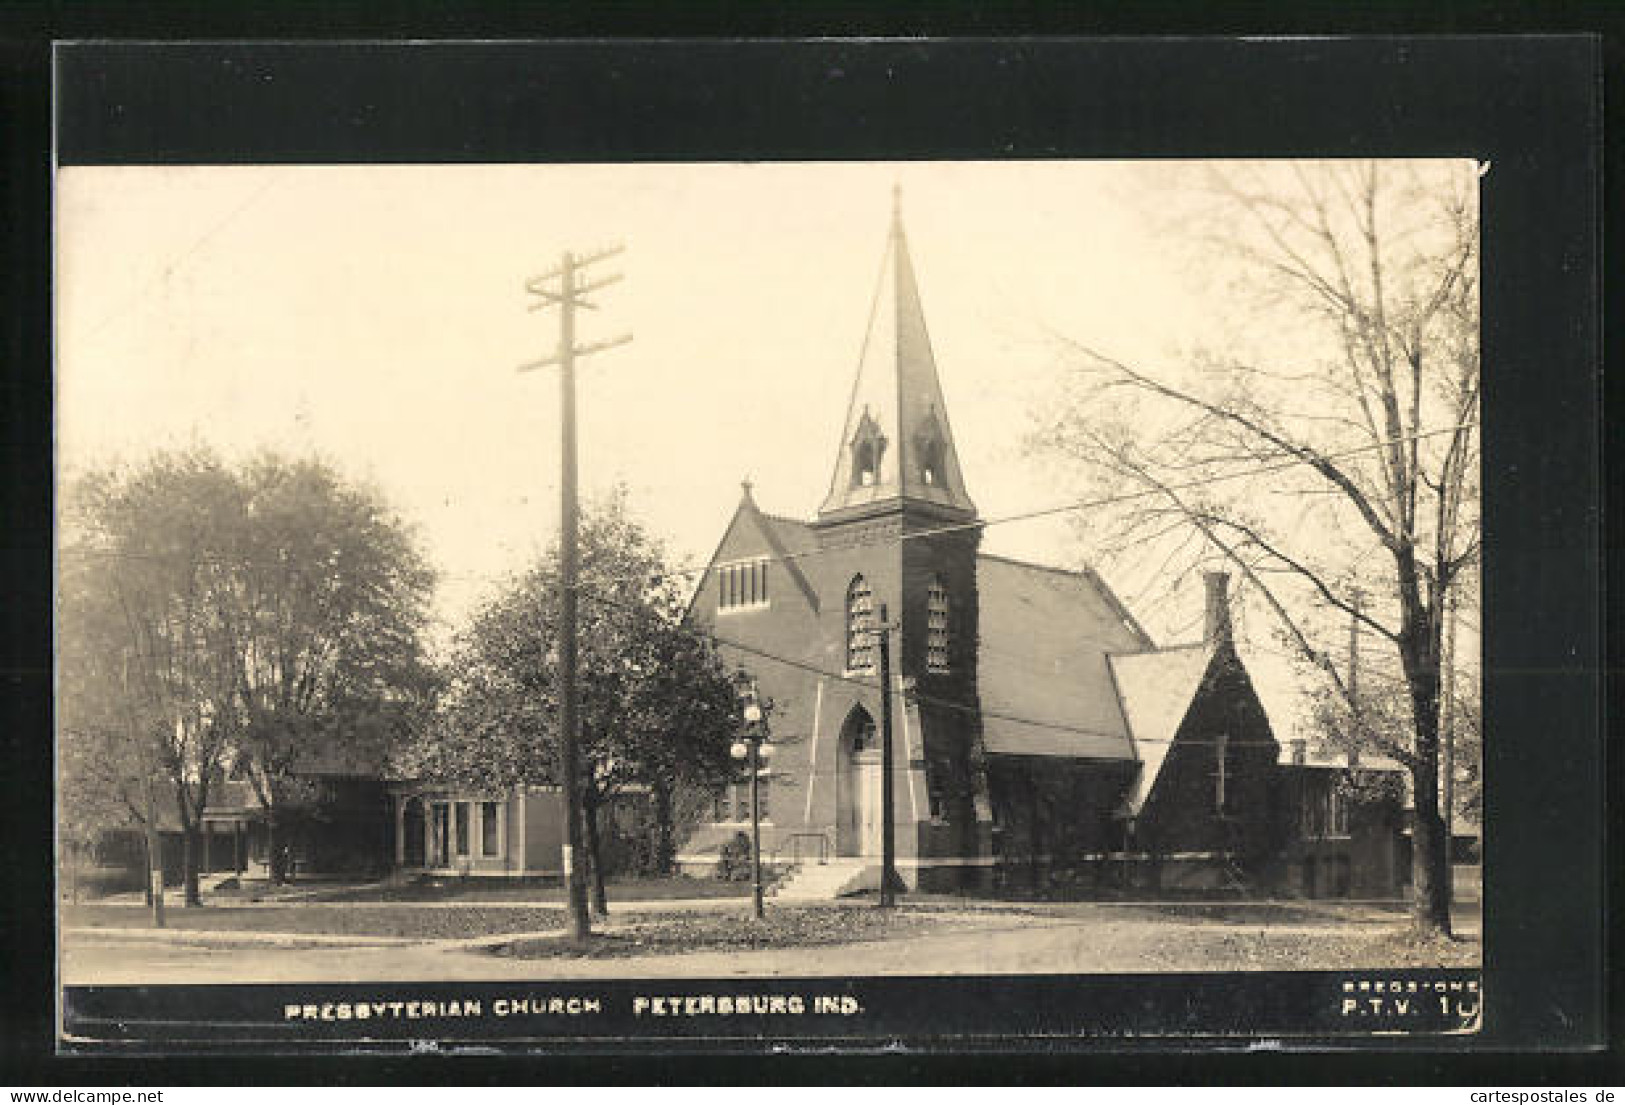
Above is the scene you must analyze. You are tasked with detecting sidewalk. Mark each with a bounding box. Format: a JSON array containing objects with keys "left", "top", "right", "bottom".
[{"left": 59, "top": 925, "right": 426, "bottom": 948}]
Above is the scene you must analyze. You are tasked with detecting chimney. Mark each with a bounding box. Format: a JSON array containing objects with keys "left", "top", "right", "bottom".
[{"left": 1203, "top": 571, "right": 1232, "bottom": 646}]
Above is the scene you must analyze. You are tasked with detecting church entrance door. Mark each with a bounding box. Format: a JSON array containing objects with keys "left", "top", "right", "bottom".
[
  {"left": 853, "top": 753, "right": 883, "bottom": 857},
  {"left": 837, "top": 706, "right": 884, "bottom": 857}
]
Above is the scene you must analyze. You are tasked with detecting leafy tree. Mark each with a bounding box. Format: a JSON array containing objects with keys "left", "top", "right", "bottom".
[
  {"left": 59, "top": 448, "right": 435, "bottom": 902},
  {"left": 1032, "top": 161, "right": 1478, "bottom": 936},
  {"left": 407, "top": 491, "right": 742, "bottom": 914},
  {"left": 223, "top": 455, "right": 436, "bottom": 876}
]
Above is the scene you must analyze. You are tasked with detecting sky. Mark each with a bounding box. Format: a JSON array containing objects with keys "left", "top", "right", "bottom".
[{"left": 55, "top": 160, "right": 1447, "bottom": 739}]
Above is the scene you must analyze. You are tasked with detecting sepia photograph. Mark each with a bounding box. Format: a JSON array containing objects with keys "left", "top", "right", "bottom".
[{"left": 55, "top": 157, "right": 1483, "bottom": 1023}]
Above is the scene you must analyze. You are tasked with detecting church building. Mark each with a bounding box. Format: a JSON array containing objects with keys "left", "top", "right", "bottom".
[{"left": 679, "top": 195, "right": 1407, "bottom": 899}]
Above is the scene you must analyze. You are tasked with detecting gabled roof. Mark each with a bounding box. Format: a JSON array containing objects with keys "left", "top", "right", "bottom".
[
  {"left": 817, "top": 193, "right": 976, "bottom": 521},
  {"left": 689, "top": 487, "right": 820, "bottom": 619},
  {"left": 1108, "top": 642, "right": 1217, "bottom": 813},
  {"left": 757, "top": 511, "right": 818, "bottom": 562},
  {"left": 975, "top": 553, "right": 1151, "bottom": 761}
]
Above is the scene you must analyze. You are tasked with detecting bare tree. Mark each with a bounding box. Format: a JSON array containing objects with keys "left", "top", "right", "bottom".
[{"left": 1033, "top": 161, "right": 1478, "bottom": 937}]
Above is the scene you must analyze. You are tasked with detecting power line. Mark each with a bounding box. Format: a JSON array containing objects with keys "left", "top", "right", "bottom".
[
  {"left": 640, "top": 418, "right": 1481, "bottom": 592},
  {"left": 569, "top": 578, "right": 1289, "bottom": 751},
  {"left": 60, "top": 418, "right": 1479, "bottom": 596}
]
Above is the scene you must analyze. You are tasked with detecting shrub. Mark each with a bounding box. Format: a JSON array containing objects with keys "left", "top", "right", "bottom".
[{"left": 715, "top": 831, "right": 754, "bottom": 881}]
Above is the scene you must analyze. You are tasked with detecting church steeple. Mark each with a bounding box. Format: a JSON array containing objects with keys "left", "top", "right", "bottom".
[{"left": 816, "top": 189, "right": 978, "bottom": 524}]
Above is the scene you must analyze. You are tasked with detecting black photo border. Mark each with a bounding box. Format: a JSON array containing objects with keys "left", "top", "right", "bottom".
[{"left": 3, "top": 30, "right": 1608, "bottom": 1082}]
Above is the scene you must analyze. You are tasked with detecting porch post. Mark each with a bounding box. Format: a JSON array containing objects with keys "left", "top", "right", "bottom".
[
  {"left": 203, "top": 821, "right": 213, "bottom": 874},
  {"left": 234, "top": 820, "right": 244, "bottom": 874},
  {"left": 394, "top": 795, "right": 406, "bottom": 868},
  {"left": 514, "top": 789, "right": 528, "bottom": 874}
]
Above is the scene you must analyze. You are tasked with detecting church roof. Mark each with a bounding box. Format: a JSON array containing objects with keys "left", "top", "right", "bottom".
[
  {"left": 757, "top": 511, "right": 818, "bottom": 560},
  {"left": 1107, "top": 642, "right": 1217, "bottom": 812},
  {"left": 974, "top": 553, "right": 1150, "bottom": 761},
  {"left": 817, "top": 191, "right": 977, "bottom": 522}
]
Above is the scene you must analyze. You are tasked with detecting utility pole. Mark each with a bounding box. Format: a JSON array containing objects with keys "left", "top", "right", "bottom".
[
  {"left": 521, "top": 245, "right": 632, "bottom": 942},
  {"left": 876, "top": 604, "right": 901, "bottom": 909}
]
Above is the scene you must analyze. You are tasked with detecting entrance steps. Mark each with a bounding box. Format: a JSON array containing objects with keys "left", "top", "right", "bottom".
[{"left": 770, "top": 857, "right": 882, "bottom": 902}]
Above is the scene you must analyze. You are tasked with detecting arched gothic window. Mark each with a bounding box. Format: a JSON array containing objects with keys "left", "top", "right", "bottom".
[
  {"left": 846, "top": 575, "right": 876, "bottom": 672},
  {"left": 927, "top": 575, "right": 951, "bottom": 673},
  {"left": 841, "top": 705, "right": 877, "bottom": 753}
]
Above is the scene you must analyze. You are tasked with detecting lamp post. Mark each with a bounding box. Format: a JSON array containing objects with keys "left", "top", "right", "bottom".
[{"left": 731, "top": 677, "right": 773, "bottom": 920}]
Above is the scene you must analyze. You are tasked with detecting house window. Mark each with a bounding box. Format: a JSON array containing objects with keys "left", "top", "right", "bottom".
[
  {"left": 1214, "top": 734, "right": 1233, "bottom": 814},
  {"left": 454, "top": 802, "right": 470, "bottom": 857},
  {"left": 713, "top": 780, "right": 771, "bottom": 824},
  {"left": 1327, "top": 786, "right": 1350, "bottom": 838},
  {"left": 481, "top": 801, "right": 500, "bottom": 856},
  {"left": 846, "top": 575, "right": 876, "bottom": 672},
  {"left": 718, "top": 559, "right": 770, "bottom": 612},
  {"left": 1300, "top": 779, "right": 1352, "bottom": 839},
  {"left": 927, "top": 576, "right": 951, "bottom": 673}
]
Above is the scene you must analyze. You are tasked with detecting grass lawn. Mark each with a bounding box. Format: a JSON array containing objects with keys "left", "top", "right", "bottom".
[
  {"left": 1141, "top": 926, "right": 1480, "bottom": 970},
  {"left": 488, "top": 905, "right": 960, "bottom": 959},
  {"left": 61, "top": 902, "right": 563, "bottom": 940},
  {"left": 296, "top": 875, "right": 752, "bottom": 905}
]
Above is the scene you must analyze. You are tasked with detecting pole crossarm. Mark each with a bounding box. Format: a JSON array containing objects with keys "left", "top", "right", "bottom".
[
  {"left": 525, "top": 243, "right": 624, "bottom": 285},
  {"left": 517, "top": 333, "right": 634, "bottom": 374},
  {"left": 577, "top": 272, "right": 624, "bottom": 296}
]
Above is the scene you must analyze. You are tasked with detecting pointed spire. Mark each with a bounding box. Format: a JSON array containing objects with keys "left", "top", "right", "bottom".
[{"left": 817, "top": 191, "right": 977, "bottom": 523}]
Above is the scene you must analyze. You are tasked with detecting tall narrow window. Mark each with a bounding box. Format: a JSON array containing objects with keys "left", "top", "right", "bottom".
[
  {"left": 1328, "top": 785, "right": 1350, "bottom": 837},
  {"left": 1213, "top": 734, "right": 1231, "bottom": 815},
  {"left": 454, "top": 802, "right": 471, "bottom": 857},
  {"left": 718, "top": 559, "right": 770, "bottom": 612},
  {"left": 480, "top": 801, "right": 500, "bottom": 856},
  {"left": 846, "top": 575, "right": 876, "bottom": 672},
  {"left": 926, "top": 576, "right": 951, "bottom": 673}
]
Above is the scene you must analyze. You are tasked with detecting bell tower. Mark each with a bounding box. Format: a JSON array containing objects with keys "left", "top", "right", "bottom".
[{"left": 809, "top": 189, "right": 989, "bottom": 884}]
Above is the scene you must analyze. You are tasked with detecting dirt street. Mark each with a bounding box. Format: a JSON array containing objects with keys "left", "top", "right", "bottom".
[{"left": 61, "top": 901, "right": 1479, "bottom": 984}]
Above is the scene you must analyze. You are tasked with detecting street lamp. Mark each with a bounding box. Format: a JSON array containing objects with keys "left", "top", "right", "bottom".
[{"left": 731, "top": 678, "right": 773, "bottom": 920}]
